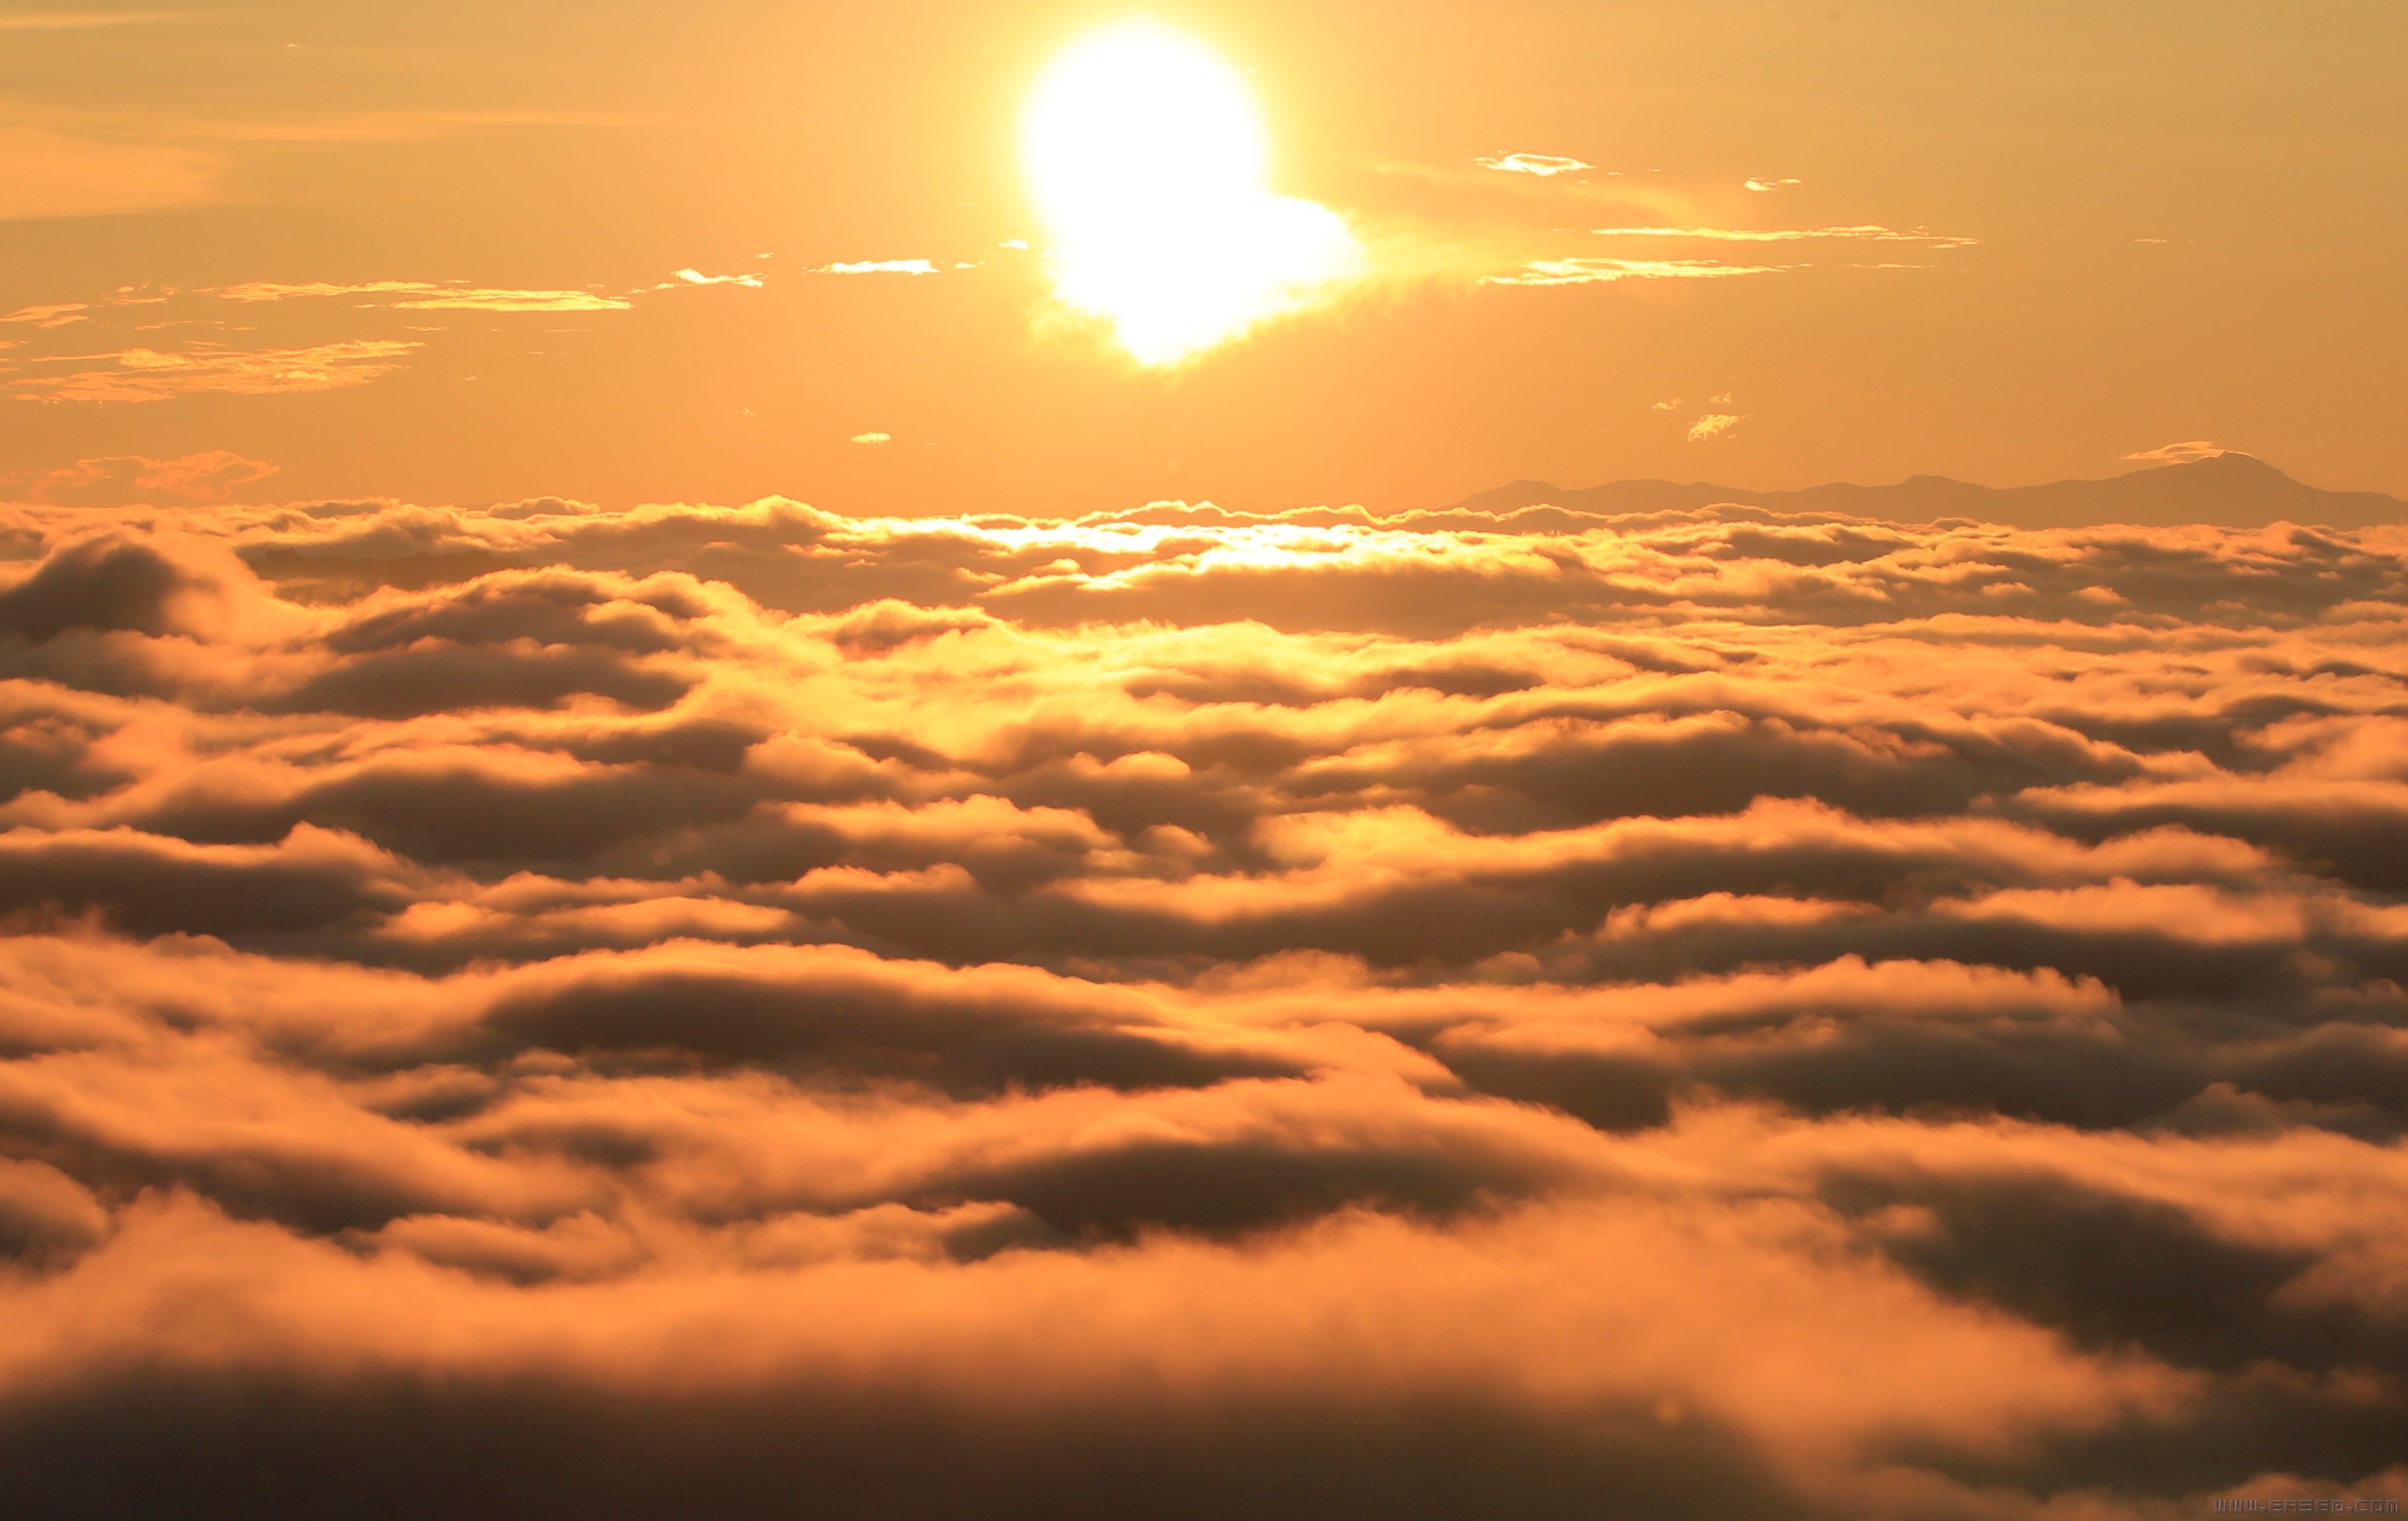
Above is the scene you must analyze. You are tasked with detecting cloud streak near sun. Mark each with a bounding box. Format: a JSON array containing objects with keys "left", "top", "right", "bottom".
[{"left": 1485, "top": 258, "right": 1788, "bottom": 288}]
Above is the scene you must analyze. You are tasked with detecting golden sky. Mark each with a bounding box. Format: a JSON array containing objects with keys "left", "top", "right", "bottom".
[
  {"left": 11, "top": 9, "right": 2408, "bottom": 1514},
  {"left": 4, "top": 0, "right": 2403, "bottom": 513}
]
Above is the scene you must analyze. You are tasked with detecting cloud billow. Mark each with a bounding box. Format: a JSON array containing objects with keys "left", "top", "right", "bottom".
[{"left": 0, "top": 491, "right": 2405, "bottom": 1515}]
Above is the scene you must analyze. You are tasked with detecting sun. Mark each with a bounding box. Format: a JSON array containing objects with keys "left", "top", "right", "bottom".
[{"left": 1021, "top": 21, "right": 1361, "bottom": 367}]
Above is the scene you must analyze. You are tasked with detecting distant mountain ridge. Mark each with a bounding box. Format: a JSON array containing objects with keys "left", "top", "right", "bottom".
[{"left": 1447, "top": 453, "right": 2404, "bottom": 531}]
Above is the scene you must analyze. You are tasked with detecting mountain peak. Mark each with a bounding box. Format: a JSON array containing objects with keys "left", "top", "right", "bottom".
[
  {"left": 2155, "top": 450, "right": 2279, "bottom": 476},
  {"left": 1446, "top": 456, "right": 2401, "bottom": 531}
]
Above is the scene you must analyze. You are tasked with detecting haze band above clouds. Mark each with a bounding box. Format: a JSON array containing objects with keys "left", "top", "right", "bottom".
[
  {"left": 0, "top": 487, "right": 2406, "bottom": 1516},
  {"left": 0, "top": 192, "right": 1972, "bottom": 402}
]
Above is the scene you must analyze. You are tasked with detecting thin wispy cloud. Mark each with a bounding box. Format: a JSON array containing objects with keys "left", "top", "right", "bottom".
[
  {"left": 1687, "top": 411, "right": 1742, "bottom": 441},
  {"left": 0, "top": 267, "right": 762, "bottom": 409},
  {"left": 813, "top": 259, "right": 941, "bottom": 276},
  {"left": 1591, "top": 225, "right": 1978, "bottom": 248},
  {"left": 216, "top": 281, "right": 633, "bottom": 313},
  {"left": 662, "top": 268, "right": 765, "bottom": 289},
  {"left": 1484, "top": 257, "right": 1787, "bottom": 287},
  {"left": 2126, "top": 440, "right": 2236, "bottom": 464},
  {"left": 395, "top": 289, "right": 631, "bottom": 313},
  {"left": 1, "top": 448, "right": 276, "bottom": 504},
  {"left": 1473, "top": 152, "right": 1594, "bottom": 176},
  {"left": 1, "top": 303, "right": 87, "bottom": 329},
  {"left": 1479, "top": 225, "right": 1973, "bottom": 290},
  {"left": 1744, "top": 177, "right": 1803, "bottom": 192},
  {"left": 11, "top": 338, "right": 418, "bottom": 402}
]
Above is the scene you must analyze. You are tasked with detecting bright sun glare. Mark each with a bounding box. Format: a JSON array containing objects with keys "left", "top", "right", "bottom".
[{"left": 1022, "top": 21, "right": 1361, "bottom": 367}]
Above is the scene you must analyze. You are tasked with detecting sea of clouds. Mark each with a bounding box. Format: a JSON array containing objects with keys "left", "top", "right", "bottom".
[{"left": 1, "top": 492, "right": 2405, "bottom": 1517}]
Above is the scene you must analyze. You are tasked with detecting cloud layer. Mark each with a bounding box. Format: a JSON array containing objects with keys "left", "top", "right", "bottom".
[{"left": 1, "top": 489, "right": 2406, "bottom": 1515}]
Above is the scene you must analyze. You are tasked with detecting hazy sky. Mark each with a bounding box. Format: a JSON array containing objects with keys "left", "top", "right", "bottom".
[
  {"left": 12, "top": 9, "right": 2408, "bottom": 1514},
  {"left": 3, "top": 0, "right": 2403, "bottom": 513}
]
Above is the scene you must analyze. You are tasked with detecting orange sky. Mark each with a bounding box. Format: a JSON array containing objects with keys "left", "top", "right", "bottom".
[
  {"left": 3, "top": 1, "right": 2405, "bottom": 513},
  {"left": 11, "top": 10, "right": 2408, "bottom": 1511}
]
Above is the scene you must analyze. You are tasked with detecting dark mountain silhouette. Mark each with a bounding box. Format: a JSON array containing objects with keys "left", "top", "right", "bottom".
[{"left": 1445, "top": 454, "right": 2403, "bottom": 531}]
